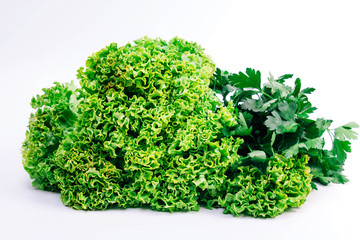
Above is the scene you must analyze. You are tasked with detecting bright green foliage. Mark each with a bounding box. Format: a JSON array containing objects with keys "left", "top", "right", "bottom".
[
  {"left": 211, "top": 68, "right": 358, "bottom": 187},
  {"left": 23, "top": 37, "right": 243, "bottom": 211},
  {"left": 220, "top": 154, "right": 312, "bottom": 218},
  {"left": 23, "top": 37, "right": 326, "bottom": 218},
  {"left": 22, "top": 82, "right": 82, "bottom": 192}
]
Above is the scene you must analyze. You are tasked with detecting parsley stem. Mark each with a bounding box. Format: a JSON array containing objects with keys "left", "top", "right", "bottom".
[
  {"left": 327, "top": 129, "right": 335, "bottom": 145},
  {"left": 261, "top": 91, "right": 273, "bottom": 99}
]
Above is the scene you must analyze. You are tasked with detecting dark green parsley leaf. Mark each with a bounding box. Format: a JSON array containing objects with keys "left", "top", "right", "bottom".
[
  {"left": 332, "top": 139, "right": 351, "bottom": 162},
  {"left": 242, "top": 99, "right": 262, "bottom": 112},
  {"left": 278, "top": 101, "right": 297, "bottom": 121},
  {"left": 241, "top": 98, "right": 277, "bottom": 112},
  {"left": 248, "top": 150, "right": 267, "bottom": 162},
  {"left": 228, "top": 68, "right": 261, "bottom": 90},
  {"left": 283, "top": 142, "right": 306, "bottom": 158},
  {"left": 264, "top": 111, "right": 298, "bottom": 134},
  {"left": 237, "top": 111, "right": 248, "bottom": 127},
  {"left": 264, "top": 79, "right": 292, "bottom": 98},
  {"left": 301, "top": 87, "right": 316, "bottom": 94},
  {"left": 293, "top": 78, "right": 301, "bottom": 97},
  {"left": 304, "top": 137, "right": 324, "bottom": 150},
  {"left": 315, "top": 118, "right": 333, "bottom": 136},
  {"left": 275, "top": 73, "right": 293, "bottom": 83},
  {"left": 264, "top": 111, "right": 282, "bottom": 132},
  {"left": 240, "top": 150, "right": 269, "bottom": 173},
  {"left": 230, "top": 125, "right": 252, "bottom": 136},
  {"left": 232, "top": 89, "right": 259, "bottom": 106}
]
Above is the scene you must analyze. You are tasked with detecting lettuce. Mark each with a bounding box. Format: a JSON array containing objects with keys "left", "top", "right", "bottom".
[
  {"left": 23, "top": 37, "right": 242, "bottom": 211},
  {"left": 22, "top": 81, "right": 82, "bottom": 192},
  {"left": 220, "top": 154, "right": 312, "bottom": 218}
]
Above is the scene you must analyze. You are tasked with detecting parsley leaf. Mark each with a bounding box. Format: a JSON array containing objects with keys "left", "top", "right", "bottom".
[
  {"left": 264, "top": 111, "right": 298, "bottom": 134},
  {"left": 334, "top": 122, "right": 359, "bottom": 141},
  {"left": 228, "top": 68, "right": 261, "bottom": 90}
]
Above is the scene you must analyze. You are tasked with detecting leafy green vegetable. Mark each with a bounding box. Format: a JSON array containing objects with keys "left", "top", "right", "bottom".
[
  {"left": 23, "top": 37, "right": 242, "bottom": 212},
  {"left": 220, "top": 154, "right": 312, "bottom": 218},
  {"left": 210, "top": 68, "right": 358, "bottom": 187},
  {"left": 228, "top": 68, "right": 261, "bottom": 90},
  {"left": 23, "top": 37, "right": 354, "bottom": 218},
  {"left": 22, "top": 81, "right": 82, "bottom": 192},
  {"left": 334, "top": 122, "right": 359, "bottom": 141}
]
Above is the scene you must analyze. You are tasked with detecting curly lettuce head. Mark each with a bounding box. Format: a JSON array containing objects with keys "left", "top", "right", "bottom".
[{"left": 22, "top": 37, "right": 242, "bottom": 211}]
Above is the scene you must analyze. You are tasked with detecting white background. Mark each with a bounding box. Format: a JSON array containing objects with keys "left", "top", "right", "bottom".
[{"left": 1, "top": 0, "right": 360, "bottom": 239}]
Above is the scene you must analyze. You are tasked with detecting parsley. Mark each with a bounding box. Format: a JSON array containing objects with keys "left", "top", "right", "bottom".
[{"left": 211, "top": 68, "right": 358, "bottom": 188}]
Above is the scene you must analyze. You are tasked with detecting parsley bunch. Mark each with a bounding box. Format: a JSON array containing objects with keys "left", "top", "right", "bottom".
[{"left": 211, "top": 68, "right": 358, "bottom": 188}]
